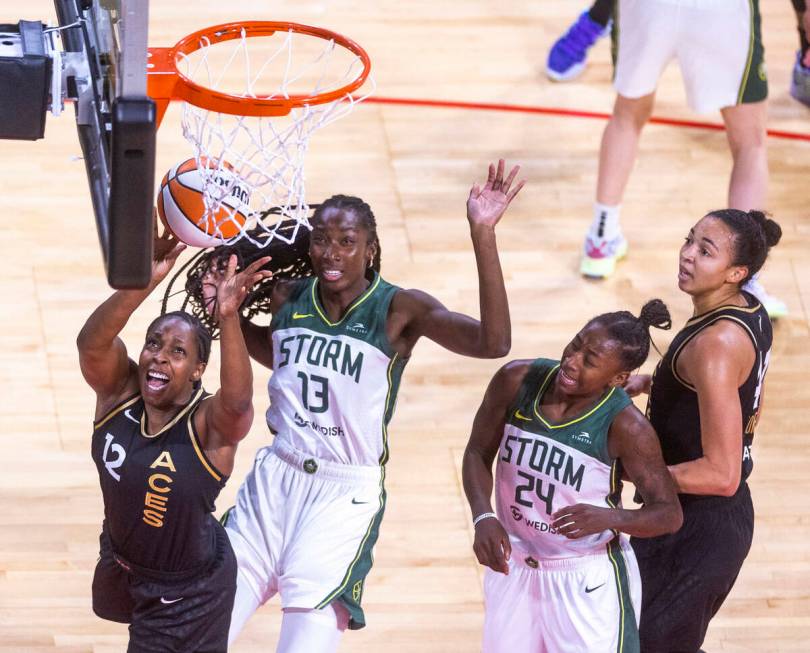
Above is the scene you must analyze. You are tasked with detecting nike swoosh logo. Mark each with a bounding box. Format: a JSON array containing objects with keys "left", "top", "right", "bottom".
[
  {"left": 514, "top": 410, "right": 532, "bottom": 421},
  {"left": 292, "top": 312, "right": 314, "bottom": 319},
  {"left": 585, "top": 583, "right": 605, "bottom": 594},
  {"left": 124, "top": 409, "right": 139, "bottom": 424},
  {"left": 351, "top": 499, "right": 369, "bottom": 505},
  {"left": 160, "top": 596, "right": 184, "bottom": 604}
]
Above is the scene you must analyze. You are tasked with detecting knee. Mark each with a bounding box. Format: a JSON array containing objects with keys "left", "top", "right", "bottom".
[{"left": 611, "top": 94, "right": 655, "bottom": 132}]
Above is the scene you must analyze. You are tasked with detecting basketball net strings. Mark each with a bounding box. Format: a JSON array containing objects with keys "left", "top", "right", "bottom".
[{"left": 178, "top": 28, "right": 374, "bottom": 249}]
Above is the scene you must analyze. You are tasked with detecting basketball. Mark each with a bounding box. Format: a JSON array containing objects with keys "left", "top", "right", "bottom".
[{"left": 156, "top": 157, "right": 251, "bottom": 248}]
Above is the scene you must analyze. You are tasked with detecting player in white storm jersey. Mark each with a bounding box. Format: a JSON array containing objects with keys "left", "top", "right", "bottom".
[
  {"left": 463, "top": 300, "right": 683, "bottom": 653},
  {"left": 223, "top": 160, "right": 524, "bottom": 652}
]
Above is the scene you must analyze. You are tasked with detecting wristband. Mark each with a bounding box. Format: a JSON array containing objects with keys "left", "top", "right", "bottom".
[{"left": 473, "top": 512, "right": 497, "bottom": 528}]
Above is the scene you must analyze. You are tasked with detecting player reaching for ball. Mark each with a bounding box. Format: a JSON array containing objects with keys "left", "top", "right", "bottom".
[
  {"left": 210, "top": 160, "right": 524, "bottom": 652},
  {"left": 78, "top": 224, "right": 270, "bottom": 651}
]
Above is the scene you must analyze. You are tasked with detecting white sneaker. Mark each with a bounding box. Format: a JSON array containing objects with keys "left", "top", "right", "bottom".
[
  {"left": 743, "top": 277, "right": 788, "bottom": 319},
  {"left": 580, "top": 233, "right": 628, "bottom": 278}
]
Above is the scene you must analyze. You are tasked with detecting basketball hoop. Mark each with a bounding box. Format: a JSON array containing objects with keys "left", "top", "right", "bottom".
[{"left": 147, "top": 22, "right": 373, "bottom": 248}]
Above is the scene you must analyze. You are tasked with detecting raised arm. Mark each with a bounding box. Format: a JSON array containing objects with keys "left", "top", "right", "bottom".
[
  {"left": 198, "top": 256, "right": 273, "bottom": 472},
  {"left": 551, "top": 406, "right": 683, "bottom": 539},
  {"left": 462, "top": 360, "right": 530, "bottom": 574},
  {"left": 389, "top": 160, "right": 524, "bottom": 359},
  {"left": 667, "top": 322, "right": 755, "bottom": 496},
  {"left": 77, "top": 228, "right": 185, "bottom": 414}
]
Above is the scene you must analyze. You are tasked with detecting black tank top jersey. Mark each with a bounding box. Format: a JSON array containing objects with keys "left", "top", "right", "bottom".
[
  {"left": 91, "top": 388, "right": 228, "bottom": 572},
  {"left": 648, "top": 291, "right": 772, "bottom": 500}
]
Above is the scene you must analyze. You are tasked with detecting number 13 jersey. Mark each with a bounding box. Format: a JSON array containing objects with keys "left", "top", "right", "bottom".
[
  {"left": 266, "top": 273, "right": 408, "bottom": 466},
  {"left": 496, "top": 358, "right": 632, "bottom": 559}
]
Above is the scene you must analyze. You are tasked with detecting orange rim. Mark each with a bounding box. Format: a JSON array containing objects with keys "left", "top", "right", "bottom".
[{"left": 147, "top": 21, "right": 372, "bottom": 119}]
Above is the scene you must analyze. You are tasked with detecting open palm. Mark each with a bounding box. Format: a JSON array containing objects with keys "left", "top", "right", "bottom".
[{"left": 467, "top": 159, "right": 525, "bottom": 228}]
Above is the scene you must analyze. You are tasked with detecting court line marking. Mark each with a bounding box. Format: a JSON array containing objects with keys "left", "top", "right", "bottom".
[{"left": 363, "top": 95, "right": 810, "bottom": 143}]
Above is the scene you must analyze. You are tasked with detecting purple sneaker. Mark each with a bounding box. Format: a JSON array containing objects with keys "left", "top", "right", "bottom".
[
  {"left": 791, "top": 51, "right": 810, "bottom": 108},
  {"left": 546, "top": 11, "right": 609, "bottom": 82}
]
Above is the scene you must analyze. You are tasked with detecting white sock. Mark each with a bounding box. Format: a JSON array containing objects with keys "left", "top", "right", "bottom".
[{"left": 589, "top": 203, "right": 622, "bottom": 241}]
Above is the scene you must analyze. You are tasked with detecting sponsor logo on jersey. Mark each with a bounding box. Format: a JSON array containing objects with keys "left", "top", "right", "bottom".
[
  {"left": 278, "top": 333, "right": 364, "bottom": 383},
  {"left": 292, "top": 312, "right": 314, "bottom": 320},
  {"left": 509, "top": 504, "right": 559, "bottom": 534},
  {"left": 571, "top": 431, "right": 591, "bottom": 444},
  {"left": 514, "top": 410, "right": 532, "bottom": 421},
  {"left": 347, "top": 321, "right": 368, "bottom": 335},
  {"left": 292, "top": 411, "right": 345, "bottom": 437},
  {"left": 124, "top": 409, "right": 139, "bottom": 424}
]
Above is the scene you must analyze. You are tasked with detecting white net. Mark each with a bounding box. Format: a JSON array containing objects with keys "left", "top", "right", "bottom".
[{"left": 175, "top": 26, "right": 372, "bottom": 248}]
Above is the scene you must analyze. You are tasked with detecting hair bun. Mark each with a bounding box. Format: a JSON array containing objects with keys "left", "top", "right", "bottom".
[
  {"left": 748, "top": 210, "right": 782, "bottom": 248},
  {"left": 639, "top": 299, "right": 672, "bottom": 331},
  {"left": 763, "top": 218, "right": 782, "bottom": 248}
]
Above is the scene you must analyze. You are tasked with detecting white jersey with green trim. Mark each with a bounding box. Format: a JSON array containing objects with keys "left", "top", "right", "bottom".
[
  {"left": 266, "top": 274, "right": 407, "bottom": 466},
  {"left": 496, "top": 358, "right": 632, "bottom": 559}
]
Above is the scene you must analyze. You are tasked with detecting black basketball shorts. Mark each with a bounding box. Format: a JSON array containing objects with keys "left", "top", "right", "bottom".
[
  {"left": 630, "top": 484, "right": 754, "bottom": 653},
  {"left": 92, "top": 523, "right": 237, "bottom": 653}
]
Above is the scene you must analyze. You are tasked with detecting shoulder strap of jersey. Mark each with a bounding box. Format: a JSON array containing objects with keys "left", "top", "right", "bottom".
[
  {"left": 93, "top": 393, "right": 141, "bottom": 430},
  {"left": 671, "top": 304, "right": 764, "bottom": 390},
  {"left": 186, "top": 392, "right": 227, "bottom": 485},
  {"left": 509, "top": 358, "right": 557, "bottom": 419}
]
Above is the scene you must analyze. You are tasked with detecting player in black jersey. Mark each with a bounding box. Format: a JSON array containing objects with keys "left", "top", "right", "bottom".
[
  {"left": 77, "top": 226, "right": 271, "bottom": 652},
  {"left": 624, "top": 209, "right": 781, "bottom": 653}
]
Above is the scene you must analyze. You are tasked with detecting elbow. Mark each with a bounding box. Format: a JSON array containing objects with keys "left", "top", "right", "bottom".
[
  {"left": 716, "top": 481, "right": 740, "bottom": 498},
  {"left": 481, "top": 337, "right": 511, "bottom": 359},
  {"left": 714, "top": 467, "right": 741, "bottom": 497}
]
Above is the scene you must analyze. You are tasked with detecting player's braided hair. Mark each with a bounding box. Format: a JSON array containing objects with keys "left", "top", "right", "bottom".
[
  {"left": 587, "top": 299, "right": 672, "bottom": 370},
  {"left": 162, "top": 202, "right": 382, "bottom": 338},
  {"left": 706, "top": 209, "right": 782, "bottom": 283}
]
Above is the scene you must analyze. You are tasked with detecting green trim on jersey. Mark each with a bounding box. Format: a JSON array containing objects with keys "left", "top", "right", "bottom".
[
  {"left": 379, "top": 353, "right": 406, "bottom": 466},
  {"left": 316, "top": 469, "right": 387, "bottom": 630},
  {"left": 610, "top": 0, "right": 620, "bottom": 80},
  {"left": 607, "top": 538, "right": 640, "bottom": 653},
  {"left": 737, "top": 0, "right": 767, "bottom": 105},
  {"left": 508, "top": 359, "right": 632, "bottom": 466},
  {"left": 311, "top": 274, "right": 382, "bottom": 328}
]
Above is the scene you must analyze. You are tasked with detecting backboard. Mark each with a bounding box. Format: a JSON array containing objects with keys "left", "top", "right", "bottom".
[{"left": 53, "top": 0, "right": 154, "bottom": 288}]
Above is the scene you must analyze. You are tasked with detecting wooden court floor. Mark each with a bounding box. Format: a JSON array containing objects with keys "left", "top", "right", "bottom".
[{"left": 2, "top": 1, "right": 809, "bottom": 651}]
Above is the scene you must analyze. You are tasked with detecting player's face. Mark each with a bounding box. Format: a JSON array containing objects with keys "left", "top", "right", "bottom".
[
  {"left": 309, "top": 207, "right": 377, "bottom": 295},
  {"left": 679, "top": 216, "right": 748, "bottom": 295},
  {"left": 138, "top": 316, "right": 205, "bottom": 407},
  {"left": 557, "top": 323, "right": 629, "bottom": 398}
]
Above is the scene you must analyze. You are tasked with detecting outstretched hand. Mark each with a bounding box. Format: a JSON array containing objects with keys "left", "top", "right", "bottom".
[
  {"left": 205, "top": 255, "right": 273, "bottom": 321},
  {"left": 151, "top": 215, "right": 186, "bottom": 286},
  {"left": 467, "top": 159, "right": 525, "bottom": 229}
]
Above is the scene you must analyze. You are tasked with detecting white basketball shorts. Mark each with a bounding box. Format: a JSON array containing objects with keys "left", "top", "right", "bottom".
[
  {"left": 482, "top": 539, "right": 641, "bottom": 653},
  {"left": 614, "top": 0, "right": 767, "bottom": 113},
  {"left": 224, "top": 439, "right": 385, "bottom": 636}
]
